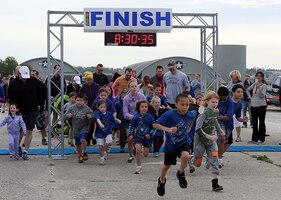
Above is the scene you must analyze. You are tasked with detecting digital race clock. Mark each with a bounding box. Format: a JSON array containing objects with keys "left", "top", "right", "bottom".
[{"left": 104, "top": 32, "right": 156, "bottom": 47}]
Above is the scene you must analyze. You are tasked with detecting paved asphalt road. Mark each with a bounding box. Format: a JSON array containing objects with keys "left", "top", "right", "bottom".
[{"left": 0, "top": 106, "right": 280, "bottom": 200}]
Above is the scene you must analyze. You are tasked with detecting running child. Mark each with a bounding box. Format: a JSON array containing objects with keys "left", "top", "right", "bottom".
[
  {"left": 193, "top": 91, "right": 225, "bottom": 191},
  {"left": 128, "top": 100, "right": 156, "bottom": 174},
  {"left": 0, "top": 102, "right": 27, "bottom": 160},
  {"left": 147, "top": 83, "right": 171, "bottom": 109},
  {"left": 153, "top": 93, "right": 197, "bottom": 196},
  {"left": 114, "top": 89, "right": 128, "bottom": 152},
  {"left": 150, "top": 96, "right": 167, "bottom": 157},
  {"left": 217, "top": 87, "right": 234, "bottom": 168},
  {"left": 64, "top": 91, "right": 77, "bottom": 146},
  {"left": 187, "top": 94, "right": 203, "bottom": 173},
  {"left": 95, "top": 100, "right": 121, "bottom": 165},
  {"left": 65, "top": 92, "right": 94, "bottom": 163}
]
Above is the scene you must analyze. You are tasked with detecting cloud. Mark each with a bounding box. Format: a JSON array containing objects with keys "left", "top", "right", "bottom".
[{"left": 163, "top": 0, "right": 281, "bottom": 8}]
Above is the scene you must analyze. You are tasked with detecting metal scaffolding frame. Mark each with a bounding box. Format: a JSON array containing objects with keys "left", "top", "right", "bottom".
[{"left": 47, "top": 10, "right": 219, "bottom": 159}]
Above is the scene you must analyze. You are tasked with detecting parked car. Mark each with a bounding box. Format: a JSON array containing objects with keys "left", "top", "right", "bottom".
[
  {"left": 267, "top": 76, "right": 281, "bottom": 106},
  {"left": 266, "top": 92, "right": 280, "bottom": 106}
]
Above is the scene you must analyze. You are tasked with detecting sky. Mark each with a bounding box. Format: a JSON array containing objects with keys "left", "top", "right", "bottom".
[{"left": 0, "top": 0, "right": 281, "bottom": 69}]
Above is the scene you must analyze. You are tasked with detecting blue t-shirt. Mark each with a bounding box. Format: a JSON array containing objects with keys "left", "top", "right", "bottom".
[
  {"left": 95, "top": 110, "right": 115, "bottom": 138},
  {"left": 91, "top": 97, "right": 116, "bottom": 114},
  {"left": 155, "top": 109, "right": 196, "bottom": 153},
  {"left": 128, "top": 113, "right": 155, "bottom": 139},
  {"left": 115, "top": 101, "right": 125, "bottom": 128},
  {"left": 147, "top": 95, "right": 168, "bottom": 106},
  {"left": 217, "top": 97, "right": 234, "bottom": 130},
  {"left": 233, "top": 99, "right": 243, "bottom": 119}
]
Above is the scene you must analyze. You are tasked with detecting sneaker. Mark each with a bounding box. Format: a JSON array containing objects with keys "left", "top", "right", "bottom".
[
  {"left": 78, "top": 155, "right": 83, "bottom": 163},
  {"left": 154, "top": 152, "right": 159, "bottom": 157},
  {"left": 257, "top": 140, "right": 265, "bottom": 145},
  {"left": 189, "top": 155, "right": 195, "bottom": 173},
  {"left": 19, "top": 146, "right": 23, "bottom": 157},
  {"left": 157, "top": 177, "right": 166, "bottom": 196},
  {"left": 99, "top": 157, "right": 105, "bottom": 165},
  {"left": 189, "top": 166, "right": 195, "bottom": 174},
  {"left": 104, "top": 152, "right": 108, "bottom": 160},
  {"left": 247, "top": 140, "right": 257, "bottom": 144},
  {"left": 106, "top": 147, "right": 111, "bottom": 153},
  {"left": 120, "top": 148, "right": 125, "bottom": 153},
  {"left": 127, "top": 156, "right": 134, "bottom": 163},
  {"left": 14, "top": 156, "right": 19, "bottom": 160},
  {"left": 22, "top": 151, "right": 29, "bottom": 160},
  {"left": 212, "top": 178, "right": 223, "bottom": 191},
  {"left": 218, "top": 159, "right": 224, "bottom": 168},
  {"left": 83, "top": 152, "right": 88, "bottom": 161},
  {"left": 176, "top": 170, "right": 188, "bottom": 188},
  {"left": 42, "top": 139, "right": 48, "bottom": 145},
  {"left": 205, "top": 159, "right": 211, "bottom": 169},
  {"left": 235, "top": 136, "right": 242, "bottom": 142},
  {"left": 134, "top": 166, "right": 143, "bottom": 174}
]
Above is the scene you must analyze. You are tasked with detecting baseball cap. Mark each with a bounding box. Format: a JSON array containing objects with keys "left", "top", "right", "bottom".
[
  {"left": 19, "top": 66, "right": 30, "bottom": 79},
  {"left": 84, "top": 71, "right": 93, "bottom": 79},
  {"left": 167, "top": 59, "right": 176, "bottom": 67},
  {"left": 73, "top": 76, "right": 81, "bottom": 85}
]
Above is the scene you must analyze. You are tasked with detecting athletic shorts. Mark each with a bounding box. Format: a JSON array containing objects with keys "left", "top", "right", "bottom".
[
  {"left": 219, "top": 123, "right": 233, "bottom": 144},
  {"left": 74, "top": 132, "right": 88, "bottom": 146},
  {"left": 22, "top": 112, "right": 38, "bottom": 131},
  {"left": 164, "top": 144, "right": 190, "bottom": 165},
  {"left": 134, "top": 136, "right": 153, "bottom": 148},
  {"left": 96, "top": 134, "right": 113, "bottom": 146}
]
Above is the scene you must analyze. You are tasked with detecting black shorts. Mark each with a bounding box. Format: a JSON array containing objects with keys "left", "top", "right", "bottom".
[
  {"left": 164, "top": 144, "right": 190, "bottom": 165},
  {"left": 22, "top": 112, "right": 38, "bottom": 131},
  {"left": 226, "top": 131, "right": 233, "bottom": 144}
]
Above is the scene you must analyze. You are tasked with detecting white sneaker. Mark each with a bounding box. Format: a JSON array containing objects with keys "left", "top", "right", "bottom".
[
  {"left": 218, "top": 159, "right": 224, "bottom": 168},
  {"left": 205, "top": 159, "right": 211, "bottom": 169},
  {"left": 235, "top": 137, "right": 242, "bottom": 142},
  {"left": 104, "top": 152, "right": 108, "bottom": 160},
  {"left": 134, "top": 166, "right": 142, "bottom": 174},
  {"left": 99, "top": 157, "right": 105, "bottom": 165}
]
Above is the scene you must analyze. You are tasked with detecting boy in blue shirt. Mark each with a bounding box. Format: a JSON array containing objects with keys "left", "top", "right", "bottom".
[
  {"left": 153, "top": 93, "right": 196, "bottom": 196},
  {"left": 217, "top": 87, "right": 234, "bottom": 168}
]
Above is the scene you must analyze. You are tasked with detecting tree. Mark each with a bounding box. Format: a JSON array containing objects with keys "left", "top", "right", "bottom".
[{"left": 0, "top": 56, "right": 18, "bottom": 77}]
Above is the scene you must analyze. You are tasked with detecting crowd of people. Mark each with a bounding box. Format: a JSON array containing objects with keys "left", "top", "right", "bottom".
[{"left": 0, "top": 60, "right": 271, "bottom": 195}]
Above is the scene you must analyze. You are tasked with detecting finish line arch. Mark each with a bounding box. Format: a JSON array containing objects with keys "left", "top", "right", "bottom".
[{"left": 47, "top": 10, "right": 219, "bottom": 159}]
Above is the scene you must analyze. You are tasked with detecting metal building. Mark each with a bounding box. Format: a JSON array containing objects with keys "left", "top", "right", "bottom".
[
  {"left": 127, "top": 56, "right": 214, "bottom": 82},
  {"left": 20, "top": 57, "right": 81, "bottom": 81}
]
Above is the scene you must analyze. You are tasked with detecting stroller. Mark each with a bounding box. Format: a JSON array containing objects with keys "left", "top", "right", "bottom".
[{"left": 53, "top": 95, "right": 71, "bottom": 136}]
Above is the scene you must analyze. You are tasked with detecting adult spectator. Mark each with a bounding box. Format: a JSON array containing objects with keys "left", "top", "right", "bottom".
[
  {"left": 30, "top": 69, "right": 48, "bottom": 145},
  {"left": 242, "top": 74, "right": 253, "bottom": 128},
  {"left": 132, "top": 69, "right": 141, "bottom": 84},
  {"left": 150, "top": 65, "right": 165, "bottom": 95},
  {"left": 138, "top": 75, "right": 153, "bottom": 96},
  {"left": 8, "top": 66, "right": 47, "bottom": 160},
  {"left": 79, "top": 71, "right": 100, "bottom": 108},
  {"left": 112, "top": 68, "right": 136, "bottom": 96},
  {"left": 93, "top": 63, "right": 109, "bottom": 87},
  {"left": 109, "top": 72, "right": 121, "bottom": 98},
  {"left": 163, "top": 59, "right": 190, "bottom": 109},
  {"left": 190, "top": 73, "right": 201, "bottom": 97},
  {"left": 0, "top": 76, "right": 8, "bottom": 113},
  {"left": 66, "top": 75, "right": 81, "bottom": 95},
  {"left": 123, "top": 81, "right": 146, "bottom": 163},
  {"left": 246, "top": 71, "right": 267, "bottom": 144},
  {"left": 226, "top": 70, "right": 243, "bottom": 95}
]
